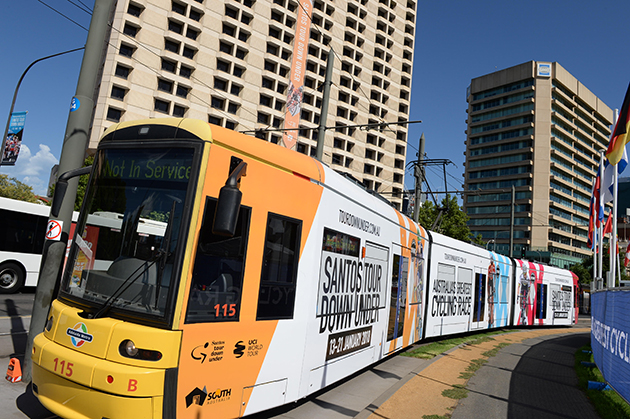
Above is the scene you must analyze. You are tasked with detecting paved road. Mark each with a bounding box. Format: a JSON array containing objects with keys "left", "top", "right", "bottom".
[{"left": 452, "top": 332, "right": 597, "bottom": 419}]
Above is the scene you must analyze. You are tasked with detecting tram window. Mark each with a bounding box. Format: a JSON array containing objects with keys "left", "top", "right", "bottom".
[
  {"left": 536, "top": 283, "right": 547, "bottom": 319},
  {"left": 185, "top": 198, "right": 251, "bottom": 323},
  {"left": 256, "top": 213, "right": 302, "bottom": 320}
]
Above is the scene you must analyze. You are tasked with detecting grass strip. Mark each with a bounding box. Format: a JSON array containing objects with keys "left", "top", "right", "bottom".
[
  {"left": 402, "top": 330, "right": 509, "bottom": 359},
  {"left": 575, "top": 345, "right": 630, "bottom": 418}
]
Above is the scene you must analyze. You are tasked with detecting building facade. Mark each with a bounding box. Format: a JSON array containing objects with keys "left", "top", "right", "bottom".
[
  {"left": 463, "top": 61, "right": 613, "bottom": 268},
  {"left": 88, "top": 0, "right": 418, "bottom": 210}
]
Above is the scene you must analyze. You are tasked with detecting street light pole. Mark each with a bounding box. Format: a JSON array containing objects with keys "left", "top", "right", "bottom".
[{"left": 1, "top": 47, "right": 84, "bottom": 162}]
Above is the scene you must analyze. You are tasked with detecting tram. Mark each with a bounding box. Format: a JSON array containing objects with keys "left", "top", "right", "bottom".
[{"left": 31, "top": 118, "right": 578, "bottom": 418}]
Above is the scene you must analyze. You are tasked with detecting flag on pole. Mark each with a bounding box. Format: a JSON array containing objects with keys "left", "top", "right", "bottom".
[
  {"left": 602, "top": 146, "right": 628, "bottom": 204},
  {"left": 588, "top": 193, "right": 596, "bottom": 250},
  {"left": 604, "top": 212, "right": 613, "bottom": 236},
  {"left": 624, "top": 242, "right": 630, "bottom": 267},
  {"left": 606, "top": 83, "right": 630, "bottom": 165}
]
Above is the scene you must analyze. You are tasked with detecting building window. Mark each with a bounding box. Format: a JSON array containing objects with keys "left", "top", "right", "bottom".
[
  {"left": 235, "top": 48, "right": 247, "bottom": 60},
  {"left": 233, "top": 66, "right": 244, "bottom": 78},
  {"left": 189, "top": 8, "right": 203, "bottom": 21},
  {"left": 106, "top": 107, "right": 123, "bottom": 122},
  {"left": 176, "top": 85, "right": 189, "bottom": 98},
  {"left": 173, "top": 104, "right": 186, "bottom": 117},
  {"left": 123, "top": 23, "right": 138, "bottom": 38},
  {"left": 127, "top": 3, "right": 143, "bottom": 17},
  {"left": 154, "top": 99, "right": 170, "bottom": 114},
  {"left": 186, "top": 27, "right": 200, "bottom": 41},
  {"left": 158, "top": 79, "right": 174, "bottom": 93},
  {"left": 230, "top": 84, "right": 242, "bottom": 96},
  {"left": 182, "top": 46, "right": 196, "bottom": 59},
  {"left": 214, "top": 78, "right": 227, "bottom": 91},
  {"left": 161, "top": 58, "right": 177, "bottom": 73},
  {"left": 217, "top": 59, "right": 230, "bottom": 73},
  {"left": 172, "top": 1, "right": 186, "bottom": 15},
  {"left": 165, "top": 39, "right": 180, "bottom": 53},
  {"left": 114, "top": 64, "right": 131, "bottom": 79},
  {"left": 110, "top": 86, "right": 126, "bottom": 100},
  {"left": 227, "top": 102, "right": 239, "bottom": 114},
  {"left": 119, "top": 43, "right": 135, "bottom": 57},
  {"left": 168, "top": 19, "right": 183, "bottom": 34},
  {"left": 257, "top": 112, "right": 270, "bottom": 124},
  {"left": 211, "top": 96, "right": 225, "bottom": 110},
  {"left": 180, "top": 65, "right": 193, "bottom": 78}
]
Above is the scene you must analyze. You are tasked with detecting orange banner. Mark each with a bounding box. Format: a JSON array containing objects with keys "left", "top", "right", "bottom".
[{"left": 281, "top": 0, "right": 313, "bottom": 150}]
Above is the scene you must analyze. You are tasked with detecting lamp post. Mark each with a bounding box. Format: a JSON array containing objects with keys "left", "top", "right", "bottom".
[
  {"left": 486, "top": 239, "right": 495, "bottom": 250},
  {"left": 1, "top": 47, "right": 84, "bottom": 162}
]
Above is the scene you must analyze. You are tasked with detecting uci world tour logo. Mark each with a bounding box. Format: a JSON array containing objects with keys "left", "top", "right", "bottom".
[{"left": 66, "top": 322, "right": 94, "bottom": 348}]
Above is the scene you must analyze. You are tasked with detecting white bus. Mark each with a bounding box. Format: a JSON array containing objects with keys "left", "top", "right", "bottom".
[
  {"left": 0, "top": 196, "right": 166, "bottom": 293},
  {"left": 0, "top": 196, "right": 62, "bottom": 293}
]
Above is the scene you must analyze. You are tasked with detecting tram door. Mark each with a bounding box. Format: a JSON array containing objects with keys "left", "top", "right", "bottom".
[
  {"left": 387, "top": 246, "right": 408, "bottom": 350},
  {"left": 472, "top": 268, "right": 486, "bottom": 329}
]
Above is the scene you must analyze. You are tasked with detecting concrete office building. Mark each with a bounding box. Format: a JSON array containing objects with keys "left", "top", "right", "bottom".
[
  {"left": 87, "top": 0, "right": 418, "bottom": 210},
  {"left": 463, "top": 61, "right": 613, "bottom": 268}
]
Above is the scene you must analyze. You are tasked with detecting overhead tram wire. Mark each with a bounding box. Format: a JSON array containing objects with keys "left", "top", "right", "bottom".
[
  {"left": 40, "top": 0, "right": 264, "bottom": 133},
  {"left": 295, "top": 0, "right": 405, "bottom": 138},
  {"left": 65, "top": 0, "right": 92, "bottom": 15},
  {"left": 38, "top": 0, "right": 88, "bottom": 31}
]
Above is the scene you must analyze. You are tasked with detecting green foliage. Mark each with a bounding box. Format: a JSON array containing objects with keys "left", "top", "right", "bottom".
[
  {"left": 417, "top": 195, "right": 477, "bottom": 243},
  {"left": 570, "top": 245, "right": 629, "bottom": 285},
  {"left": 49, "top": 156, "right": 94, "bottom": 211},
  {"left": 0, "top": 174, "right": 40, "bottom": 203}
]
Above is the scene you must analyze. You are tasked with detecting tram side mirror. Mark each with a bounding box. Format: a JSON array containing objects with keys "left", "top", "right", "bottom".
[
  {"left": 213, "top": 160, "right": 247, "bottom": 237},
  {"left": 51, "top": 166, "right": 93, "bottom": 217}
]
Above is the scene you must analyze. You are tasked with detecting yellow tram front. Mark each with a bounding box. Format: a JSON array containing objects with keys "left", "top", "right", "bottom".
[{"left": 32, "top": 119, "right": 207, "bottom": 418}]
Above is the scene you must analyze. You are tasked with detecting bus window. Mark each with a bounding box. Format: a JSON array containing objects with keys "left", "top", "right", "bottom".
[
  {"left": 185, "top": 198, "right": 251, "bottom": 323},
  {"left": 256, "top": 213, "right": 302, "bottom": 320}
]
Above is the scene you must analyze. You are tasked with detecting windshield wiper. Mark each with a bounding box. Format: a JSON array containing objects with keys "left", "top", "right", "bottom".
[
  {"left": 91, "top": 258, "right": 160, "bottom": 319},
  {"left": 91, "top": 204, "right": 177, "bottom": 319}
]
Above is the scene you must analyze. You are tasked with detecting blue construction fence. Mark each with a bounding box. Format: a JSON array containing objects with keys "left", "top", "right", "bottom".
[{"left": 591, "top": 289, "right": 630, "bottom": 403}]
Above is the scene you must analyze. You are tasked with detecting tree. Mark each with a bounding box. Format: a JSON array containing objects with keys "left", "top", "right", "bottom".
[
  {"left": 0, "top": 174, "right": 40, "bottom": 203},
  {"left": 49, "top": 155, "right": 94, "bottom": 211},
  {"left": 417, "top": 194, "right": 482, "bottom": 244},
  {"left": 570, "top": 244, "right": 629, "bottom": 285}
]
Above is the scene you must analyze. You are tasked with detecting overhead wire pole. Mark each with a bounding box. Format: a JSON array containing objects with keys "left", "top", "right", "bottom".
[
  {"left": 23, "top": 0, "right": 118, "bottom": 383},
  {"left": 316, "top": 48, "right": 334, "bottom": 160},
  {"left": 413, "top": 133, "right": 425, "bottom": 222}
]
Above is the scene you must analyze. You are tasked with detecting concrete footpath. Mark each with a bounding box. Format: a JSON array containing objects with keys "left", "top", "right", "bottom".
[{"left": 0, "top": 318, "right": 595, "bottom": 418}]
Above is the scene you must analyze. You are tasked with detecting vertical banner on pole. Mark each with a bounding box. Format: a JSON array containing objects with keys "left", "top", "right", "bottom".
[
  {"left": 2, "top": 111, "right": 27, "bottom": 166},
  {"left": 281, "top": 0, "right": 313, "bottom": 150}
]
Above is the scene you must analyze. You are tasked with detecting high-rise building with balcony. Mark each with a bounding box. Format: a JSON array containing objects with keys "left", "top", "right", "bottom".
[
  {"left": 88, "top": 0, "right": 418, "bottom": 210},
  {"left": 463, "top": 61, "right": 613, "bottom": 268}
]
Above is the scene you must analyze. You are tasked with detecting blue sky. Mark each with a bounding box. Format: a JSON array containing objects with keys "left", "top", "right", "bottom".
[{"left": 1, "top": 0, "right": 630, "bottom": 197}]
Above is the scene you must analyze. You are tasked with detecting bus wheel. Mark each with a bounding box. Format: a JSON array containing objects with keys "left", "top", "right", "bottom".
[{"left": 0, "top": 263, "right": 24, "bottom": 294}]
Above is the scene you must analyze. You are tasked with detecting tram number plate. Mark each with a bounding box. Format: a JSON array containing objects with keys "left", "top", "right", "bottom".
[{"left": 52, "top": 357, "right": 74, "bottom": 378}]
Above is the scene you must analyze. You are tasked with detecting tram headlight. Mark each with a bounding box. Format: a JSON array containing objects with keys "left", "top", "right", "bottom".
[
  {"left": 119, "top": 340, "right": 163, "bottom": 361},
  {"left": 123, "top": 340, "right": 139, "bottom": 357}
]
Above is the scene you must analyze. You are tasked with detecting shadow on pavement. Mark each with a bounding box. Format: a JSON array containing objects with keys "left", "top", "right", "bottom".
[
  {"left": 507, "top": 333, "right": 599, "bottom": 419},
  {"left": 16, "top": 383, "right": 58, "bottom": 419},
  {"left": 5, "top": 299, "right": 27, "bottom": 359}
]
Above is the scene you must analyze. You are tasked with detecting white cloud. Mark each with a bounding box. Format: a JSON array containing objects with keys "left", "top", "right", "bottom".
[{"left": 0, "top": 143, "right": 59, "bottom": 196}]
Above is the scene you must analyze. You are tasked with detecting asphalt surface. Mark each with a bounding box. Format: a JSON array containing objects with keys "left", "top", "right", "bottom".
[
  {"left": 452, "top": 332, "right": 597, "bottom": 419},
  {"left": 0, "top": 312, "right": 597, "bottom": 419}
]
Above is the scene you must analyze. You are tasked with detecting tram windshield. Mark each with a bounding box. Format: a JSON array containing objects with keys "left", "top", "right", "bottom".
[{"left": 60, "top": 147, "right": 195, "bottom": 320}]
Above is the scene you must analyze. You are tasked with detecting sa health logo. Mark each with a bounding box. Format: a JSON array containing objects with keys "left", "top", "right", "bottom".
[{"left": 66, "top": 322, "right": 94, "bottom": 348}]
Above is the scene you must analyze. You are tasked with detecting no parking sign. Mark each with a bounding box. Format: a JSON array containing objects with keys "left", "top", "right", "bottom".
[{"left": 46, "top": 220, "right": 63, "bottom": 241}]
